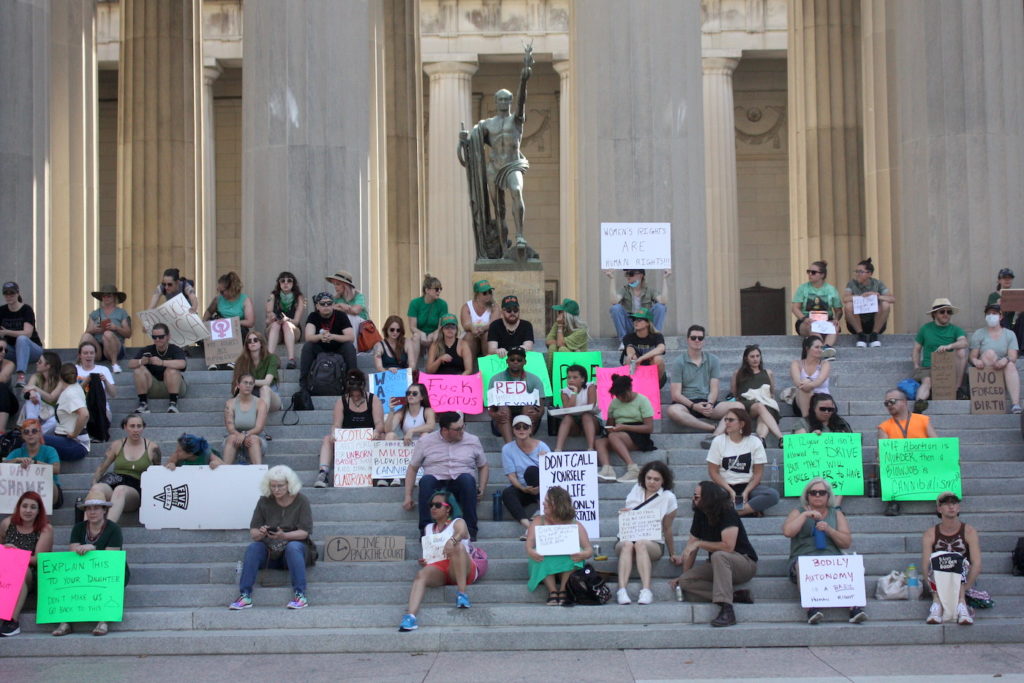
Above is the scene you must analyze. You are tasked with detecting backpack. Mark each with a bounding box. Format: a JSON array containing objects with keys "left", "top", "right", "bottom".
[
  {"left": 563, "top": 563, "right": 611, "bottom": 605},
  {"left": 306, "top": 352, "right": 347, "bottom": 396},
  {"left": 0, "top": 428, "right": 24, "bottom": 459},
  {"left": 1012, "top": 537, "right": 1024, "bottom": 576}
]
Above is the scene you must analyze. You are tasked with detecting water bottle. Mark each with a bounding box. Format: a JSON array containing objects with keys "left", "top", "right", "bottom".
[
  {"left": 813, "top": 527, "right": 827, "bottom": 550},
  {"left": 492, "top": 490, "right": 503, "bottom": 521},
  {"left": 906, "top": 563, "right": 922, "bottom": 600},
  {"left": 675, "top": 585, "right": 683, "bottom": 602},
  {"left": 235, "top": 560, "right": 242, "bottom": 577},
  {"left": 768, "top": 458, "right": 780, "bottom": 492},
  {"left": 866, "top": 465, "right": 880, "bottom": 498}
]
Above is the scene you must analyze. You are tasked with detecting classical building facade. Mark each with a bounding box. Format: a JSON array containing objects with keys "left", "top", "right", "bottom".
[{"left": 1, "top": 0, "right": 1021, "bottom": 346}]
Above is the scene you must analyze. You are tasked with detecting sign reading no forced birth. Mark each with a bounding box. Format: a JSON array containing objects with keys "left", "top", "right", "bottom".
[{"left": 879, "top": 437, "right": 961, "bottom": 501}]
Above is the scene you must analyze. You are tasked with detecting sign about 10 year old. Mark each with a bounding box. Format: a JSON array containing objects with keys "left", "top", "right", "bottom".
[
  {"left": 782, "top": 432, "right": 864, "bottom": 497},
  {"left": 539, "top": 450, "right": 599, "bottom": 539}
]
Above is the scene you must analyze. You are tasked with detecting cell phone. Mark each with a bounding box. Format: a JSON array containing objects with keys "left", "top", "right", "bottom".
[
  {"left": 734, "top": 500, "right": 745, "bottom": 511},
  {"left": 143, "top": 352, "right": 152, "bottom": 357},
  {"left": 266, "top": 527, "right": 280, "bottom": 534},
  {"left": 391, "top": 397, "right": 407, "bottom": 407}
]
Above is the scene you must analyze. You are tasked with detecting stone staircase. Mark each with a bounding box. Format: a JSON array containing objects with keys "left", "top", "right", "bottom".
[{"left": 9, "top": 333, "right": 1024, "bottom": 654}]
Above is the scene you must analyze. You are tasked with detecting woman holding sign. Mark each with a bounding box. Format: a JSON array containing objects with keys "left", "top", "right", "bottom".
[
  {"left": 526, "top": 486, "right": 593, "bottom": 606},
  {"left": 921, "top": 492, "right": 982, "bottom": 626},
  {"left": 0, "top": 491, "right": 53, "bottom": 637},
  {"left": 595, "top": 374, "right": 655, "bottom": 484},
  {"left": 781, "top": 477, "right": 863, "bottom": 624},
  {"left": 314, "top": 370, "right": 385, "bottom": 488},
  {"left": 4, "top": 419, "right": 63, "bottom": 509},
  {"left": 615, "top": 460, "right": 679, "bottom": 605},
  {"left": 969, "top": 302, "right": 1021, "bottom": 414},
  {"left": 203, "top": 271, "right": 255, "bottom": 336}
]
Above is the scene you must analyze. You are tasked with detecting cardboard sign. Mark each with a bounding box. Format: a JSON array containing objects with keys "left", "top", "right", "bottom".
[
  {"left": 421, "top": 533, "right": 447, "bottom": 564},
  {"left": 798, "top": 555, "right": 866, "bottom": 608},
  {"left": 595, "top": 364, "right": 662, "bottom": 420},
  {"left": 782, "top": 432, "right": 864, "bottom": 497},
  {"left": 202, "top": 317, "right": 242, "bottom": 366},
  {"left": 929, "top": 350, "right": 959, "bottom": 400},
  {"left": 419, "top": 372, "right": 484, "bottom": 414},
  {"left": 617, "top": 506, "right": 663, "bottom": 542},
  {"left": 371, "top": 441, "right": 415, "bottom": 479},
  {"left": 324, "top": 535, "right": 405, "bottom": 562},
  {"left": 539, "top": 450, "right": 599, "bottom": 539},
  {"left": 140, "top": 465, "right": 267, "bottom": 529},
  {"left": 599, "top": 222, "right": 672, "bottom": 269},
  {"left": 551, "top": 351, "right": 603, "bottom": 407},
  {"left": 0, "top": 546, "right": 31, "bottom": 620},
  {"left": 0, "top": 462, "right": 54, "bottom": 514},
  {"left": 486, "top": 382, "right": 540, "bottom": 407},
  {"left": 969, "top": 367, "right": 1007, "bottom": 414},
  {"left": 136, "top": 293, "right": 208, "bottom": 347},
  {"left": 879, "top": 437, "right": 961, "bottom": 501},
  {"left": 535, "top": 524, "right": 581, "bottom": 556},
  {"left": 852, "top": 295, "right": 879, "bottom": 315},
  {"left": 36, "top": 550, "right": 127, "bottom": 623},
  {"left": 999, "top": 288, "right": 1024, "bottom": 312},
  {"left": 333, "top": 428, "right": 374, "bottom": 487},
  {"left": 478, "top": 352, "right": 552, "bottom": 407},
  {"left": 370, "top": 369, "right": 413, "bottom": 415}
]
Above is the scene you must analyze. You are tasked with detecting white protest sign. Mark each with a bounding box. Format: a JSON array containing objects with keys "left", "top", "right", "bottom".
[
  {"left": 798, "top": 554, "right": 866, "bottom": 608},
  {"left": 810, "top": 319, "right": 836, "bottom": 335},
  {"left": 600, "top": 222, "right": 672, "bottom": 269},
  {"left": 333, "top": 428, "right": 374, "bottom": 487},
  {"left": 371, "top": 441, "right": 415, "bottom": 479},
  {"left": 140, "top": 465, "right": 267, "bottom": 529},
  {"left": 136, "top": 293, "right": 209, "bottom": 347},
  {"left": 539, "top": 451, "right": 599, "bottom": 539},
  {"left": 421, "top": 533, "right": 446, "bottom": 564},
  {"left": 852, "top": 295, "right": 879, "bottom": 315},
  {"left": 547, "top": 403, "right": 595, "bottom": 417},
  {"left": 617, "top": 506, "right": 663, "bottom": 542},
  {"left": 0, "top": 463, "right": 54, "bottom": 514},
  {"left": 535, "top": 524, "right": 580, "bottom": 556},
  {"left": 486, "top": 381, "right": 540, "bottom": 407}
]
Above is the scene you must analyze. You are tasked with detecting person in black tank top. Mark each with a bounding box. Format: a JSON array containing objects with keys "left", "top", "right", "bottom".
[
  {"left": 314, "top": 370, "right": 385, "bottom": 487},
  {"left": 426, "top": 315, "right": 472, "bottom": 375}
]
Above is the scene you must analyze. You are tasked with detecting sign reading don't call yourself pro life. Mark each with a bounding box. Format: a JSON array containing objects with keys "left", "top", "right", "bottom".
[
  {"left": 879, "top": 437, "right": 961, "bottom": 502},
  {"left": 600, "top": 222, "right": 672, "bottom": 270},
  {"left": 969, "top": 367, "right": 1007, "bottom": 415},
  {"left": 798, "top": 554, "right": 866, "bottom": 609},
  {"left": 782, "top": 432, "right": 864, "bottom": 497},
  {"left": 36, "top": 550, "right": 127, "bottom": 623},
  {"left": 539, "top": 450, "right": 599, "bottom": 540}
]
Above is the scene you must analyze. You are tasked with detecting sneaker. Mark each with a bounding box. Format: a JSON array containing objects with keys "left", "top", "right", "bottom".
[
  {"left": 855, "top": 334, "right": 868, "bottom": 349},
  {"left": 287, "top": 592, "right": 308, "bottom": 609},
  {"left": 398, "top": 613, "right": 418, "bottom": 632},
  {"left": 616, "top": 463, "right": 640, "bottom": 483},
  {"left": 869, "top": 333, "right": 882, "bottom": 348},
  {"left": 956, "top": 602, "right": 973, "bottom": 625},
  {"left": 1012, "top": 404, "right": 1022, "bottom": 415},
  {"left": 637, "top": 588, "right": 653, "bottom": 605},
  {"left": 112, "top": 363, "right": 122, "bottom": 374},
  {"left": 618, "top": 342, "right": 625, "bottom": 352},
  {"left": 913, "top": 399, "right": 929, "bottom": 414},
  {"left": 314, "top": 469, "right": 330, "bottom": 488},
  {"left": 15, "top": 373, "right": 26, "bottom": 389},
  {"left": 375, "top": 479, "right": 389, "bottom": 487},
  {"left": 616, "top": 588, "right": 632, "bottom": 605},
  {"left": 0, "top": 619, "right": 20, "bottom": 637},
  {"left": 597, "top": 465, "right": 618, "bottom": 482},
  {"left": 926, "top": 602, "right": 942, "bottom": 624},
  {"left": 167, "top": 401, "right": 179, "bottom": 414},
  {"left": 229, "top": 593, "right": 253, "bottom": 610},
  {"left": 134, "top": 401, "right": 150, "bottom": 414},
  {"left": 389, "top": 479, "right": 403, "bottom": 487},
  {"left": 207, "top": 364, "right": 219, "bottom": 371},
  {"left": 226, "top": 362, "right": 235, "bottom": 370},
  {"left": 821, "top": 346, "right": 837, "bottom": 360},
  {"left": 884, "top": 501, "right": 901, "bottom": 516},
  {"left": 286, "top": 359, "right": 297, "bottom": 370},
  {"left": 848, "top": 607, "right": 867, "bottom": 623},
  {"left": 455, "top": 591, "right": 471, "bottom": 609},
  {"left": 806, "top": 609, "right": 824, "bottom": 625}
]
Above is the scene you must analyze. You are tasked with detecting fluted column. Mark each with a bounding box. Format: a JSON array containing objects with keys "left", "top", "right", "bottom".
[
  {"left": 787, "top": 0, "right": 864, "bottom": 299},
  {"left": 116, "top": 0, "right": 203, "bottom": 334},
  {"left": 423, "top": 59, "right": 478, "bottom": 296},
  {"left": 554, "top": 58, "right": 576, "bottom": 301},
  {"left": 200, "top": 59, "right": 222, "bottom": 307},
  {"left": 703, "top": 54, "right": 741, "bottom": 336}
]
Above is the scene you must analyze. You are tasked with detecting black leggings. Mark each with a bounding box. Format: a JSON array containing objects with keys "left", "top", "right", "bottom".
[{"left": 501, "top": 465, "right": 539, "bottom": 521}]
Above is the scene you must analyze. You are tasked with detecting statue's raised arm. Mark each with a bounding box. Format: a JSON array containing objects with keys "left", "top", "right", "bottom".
[{"left": 516, "top": 44, "right": 534, "bottom": 122}]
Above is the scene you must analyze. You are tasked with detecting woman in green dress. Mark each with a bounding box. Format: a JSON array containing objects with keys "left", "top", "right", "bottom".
[{"left": 526, "top": 486, "right": 593, "bottom": 606}]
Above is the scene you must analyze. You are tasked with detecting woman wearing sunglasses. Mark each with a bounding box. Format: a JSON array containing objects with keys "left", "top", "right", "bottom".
[
  {"left": 500, "top": 414, "right": 550, "bottom": 539},
  {"left": 264, "top": 272, "right": 305, "bottom": 369},
  {"left": 791, "top": 261, "right": 842, "bottom": 358},
  {"left": 705, "top": 407, "right": 779, "bottom": 517},
  {"left": 407, "top": 274, "right": 449, "bottom": 364},
  {"left": 373, "top": 315, "right": 410, "bottom": 373},
  {"left": 793, "top": 393, "right": 851, "bottom": 436},
  {"left": 232, "top": 330, "right": 281, "bottom": 412},
  {"left": 4, "top": 419, "right": 63, "bottom": 509},
  {"left": 782, "top": 477, "right": 864, "bottom": 625},
  {"left": 426, "top": 314, "right": 473, "bottom": 375},
  {"left": 381, "top": 383, "right": 436, "bottom": 487},
  {"left": 314, "top": 370, "right": 385, "bottom": 488}
]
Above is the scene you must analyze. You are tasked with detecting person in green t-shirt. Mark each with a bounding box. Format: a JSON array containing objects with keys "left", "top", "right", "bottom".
[
  {"left": 595, "top": 373, "right": 654, "bottom": 485},
  {"left": 791, "top": 260, "right": 843, "bottom": 359},
  {"left": 407, "top": 274, "right": 449, "bottom": 363},
  {"left": 913, "top": 298, "right": 968, "bottom": 402}
]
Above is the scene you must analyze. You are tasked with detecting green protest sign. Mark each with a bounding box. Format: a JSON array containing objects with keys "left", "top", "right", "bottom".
[
  {"left": 782, "top": 432, "right": 864, "bottom": 497},
  {"left": 551, "top": 351, "right": 603, "bottom": 407},
  {"left": 36, "top": 550, "right": 126, "bottom": 623},
  {"left": 879, "top": 437, "right": 961, "bottom": 501},
  {"left": 478, "top": 351, "right": 553, "bottom": 407}
]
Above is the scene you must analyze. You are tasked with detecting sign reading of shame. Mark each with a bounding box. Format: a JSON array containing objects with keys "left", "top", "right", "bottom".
[
  {"left": 798, "top": 555, "right": 866, "bottom": 608},
  {"left": 140, "top": 465, "right": 267, "bottom": 529},
  {"left": 324, "top": 535, "right": 405, "bottom": 562},
  {"left": 136, "top": 293, "right": 208, "bottom": 347},
  {"left": 551, "top": 351, "right": 602, "bottom": 407},
  {"left": 419, "top": 372, "right": 484, "bottom": 414},
  {"left": 0, "top": 462, "right": 54, "bottom": 514},
  {"left": 36, "top": 550, "right": 127, "bottom": 623},
  {"left": 617, "top": 506, "right": 663, "bottom": 542},
  {"left": 879, "top": 437, "right": 961, "bottom": 501},
  {"left": 534, "top": 524, "right": 581, "bottom": 556},
  {"left": 969, "top": 367, "right": 1007, "bottom": 415},
  {"left": 539, "top": 451, "right": 599, "bottom": 539},
  {"left": 782, "top": 432, "right": 864, "bottom": 497},
  {"left": 203, "top": 317, "right": 242, "bottom": 366},
  {"left": 600, "top": 222, "right": 672, "bottom": 269}
]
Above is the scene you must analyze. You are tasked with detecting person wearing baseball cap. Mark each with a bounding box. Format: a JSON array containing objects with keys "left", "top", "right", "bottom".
[
  {"left": 487, "top": 346, "right": 546, "bottom": 442},
  {"left": 604, "top": 268, "right": 670, "bottom": 343},
  {"left": 920, "top": 491, "right": 981, "bottom": 626},
  {"left": 970, "top": 302, "right": 1021, "bottom": 414},
  {"left": 460, "top": 280, "right": 497, "bottom": 360},
  {"left": 912, "top": 298, "right": 969, "bottom": 405},
  {"left": 619, "top": 307, "right": 666, "bottom": 386},
  {"left": 81, "top": 284, "right": 132, "bottom": 373},
  {"left": 487, "top": 294, "right": 535, "bottom": 359},
  {"left": 1, "top": 281, "right": 44, "bottom": 388},
  {"left": 988, "top": 268, "right": 1021, "bottom": 339},
  {"left": 300, "top": 292, "right": 356, "bottom": 382},
  {"left": 426, "top": 314, "right": 473, "bottom": 375},
  {"left": 545, "top": 298, "right": 589, "bottom": 360}
]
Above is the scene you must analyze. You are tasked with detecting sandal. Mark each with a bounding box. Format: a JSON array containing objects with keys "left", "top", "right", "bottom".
[
  {"left": 92, "top": 622, "right": 109, "bottom": 636},
  {"left": 546, "top": 591, "right": 561, "bottom": 606},
  {"left": 52, "top": 623, "right": 73, "bottom": 637}
]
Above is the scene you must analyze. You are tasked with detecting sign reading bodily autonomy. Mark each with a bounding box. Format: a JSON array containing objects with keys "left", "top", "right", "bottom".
[
  {"left": 136, "top": 293, "right": 208, "bottom": 347},
  {"left": 595, "top": 365, "right": 662, "bottom": 420},
  {"left": 418, "top": 372, "right": 484, "bottom": 414},
  {"left": 0, "top": 546, "right": 31, "bottom": 620},
  {"left": 539, "top": 450, "right": 599, "bottom": 539},
  {"left": 478, "top": 352, "right": 552, "bottom": 407},
  {"left": 599, "top": 222, "right": 672, "bottom": 269},
  {"left": 370, "top": 369, "right": 413, "bottom": 415},
  {"left": 879, "top": 438, "right": 961, "bottom": 501},
  {"left": 0, "top": 462, "right": 54, "bottom": 514},
  {"left": 550, "top": 351, "right": 603, "bottom": 407},
  {"left": 36, "top": 550, "right": 127, "bottom": 623},
  {"left": 782, "top": 432, "right": 864, "bottom": 497},
  {"left": 140, "top": 465, "right": 267, "bottom": 529},
  {"left": 798, "top": 555, "right": 866, "bottom": 609}
]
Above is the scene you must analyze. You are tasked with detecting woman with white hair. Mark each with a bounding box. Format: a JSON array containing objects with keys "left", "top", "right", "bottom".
[{"left": 229, "top": 465, "right": 314, "bottom": 610}]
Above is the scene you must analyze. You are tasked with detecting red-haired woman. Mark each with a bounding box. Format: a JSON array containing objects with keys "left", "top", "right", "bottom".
[{"left": 0, "top": 491, "right": 54, "bottom": 636}]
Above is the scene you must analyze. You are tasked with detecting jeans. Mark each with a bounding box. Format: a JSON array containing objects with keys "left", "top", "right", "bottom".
[
  {"left": 732, "top": 482, "right": 780, "bottom": 513},
  {"left": 610, "top": 303, "right": 667, "bottom": 339},
  {"left": 501, "top": 465, "right": 539, "bottom": 521},
  {"left": 5, "top": 336, "right": 43, "bottom": 375},
  {"left": 239, "top": 540, "right": 307, "bottom": 594},
  {"left": 48, "top": 434, "right": 88, "bottom": 461},
  {"left": 298, "top": 342, "right": 358, "bottom": 387},
  {"left": 418, "top": 473, "right": 479, "bottom": 538}
]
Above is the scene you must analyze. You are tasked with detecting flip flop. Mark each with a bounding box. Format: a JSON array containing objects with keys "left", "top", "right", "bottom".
[
  {"left": 52, "top": 623, "right": 73, "bottom": 637},
  {"left": 92, "top": 622, "right": 108, "bottom": 636}
]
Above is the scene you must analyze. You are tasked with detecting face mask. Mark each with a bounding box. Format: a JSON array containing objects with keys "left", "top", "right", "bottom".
[
  {"left": 628, "top": 280, "right": 640, "bottom": 288},
  {"left": 986, "top": 314, "right": 1000, "bottom": 327}
]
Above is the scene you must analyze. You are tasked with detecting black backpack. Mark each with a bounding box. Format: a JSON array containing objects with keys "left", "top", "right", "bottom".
[
  {"left": 563, "top": 564, "right": 611, "bottom": 605},
  {"left": 306, "top": 352, "right": 346, "bottom": 396},
  {"left": 1012, "top": 537, "right": 1024, "bottom": 576},
  {"left": 0, "top": 428, "right": 23, "bottom": 458}
]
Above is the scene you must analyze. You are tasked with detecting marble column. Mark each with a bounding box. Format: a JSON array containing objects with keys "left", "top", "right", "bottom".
[
  {"left": 572, "top": 0, "right": 706, "bottom": 337},
  {"left": 702, "top": 53, "right": 741, "bottom": 337},
  {"left": 200, "top": 59, "right": 222, "bottom": 310},
  {"left": 0, "top": 0, "right": 49, "bottom": 320},
  {"left": 554, "top": 58, "right": 576, "bottom": 301},
  {"left": 887, "top": 0, "right": 1024, "bottom": 330},
  {"left": 423, "top": 59, "right": 478, "bottom": 299},
  {"left": 116, "top": 0, "right": 204, "bottom": 332},
  {"left": 242, "top": 0, "right": 372, "bottom": 314},
  {"left": 787, "top": 0, "right": 864, "bottom": 299}
]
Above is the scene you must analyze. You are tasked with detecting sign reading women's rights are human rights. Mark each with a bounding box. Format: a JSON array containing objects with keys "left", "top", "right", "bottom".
[{"left": 600, "top": 222, "right": 672, "bottom": 270}]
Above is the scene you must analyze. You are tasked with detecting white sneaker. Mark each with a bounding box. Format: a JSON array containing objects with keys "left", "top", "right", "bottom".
[
  {"left": 112, "top": 363, "right": 122, "bottom": 374},
  {"left": 598, "top": 465, "right": 618, "bottom": 482},
  {"left": 637, "top": 588, "right": 653, "bottom": 605},
  {"left": 956, "top": 602, "right": 974, "bottom": 625},
  {"left": 616, "top": 463, "right": 640, "bottom": 483},
  {"left": 926, "top": 602, "right": 942, "bottom": 624},
  {"left": 616, "top": 588, "right": 631, "bottom": 605}
]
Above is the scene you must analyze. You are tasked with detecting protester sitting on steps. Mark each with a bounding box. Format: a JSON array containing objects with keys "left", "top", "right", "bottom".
[
  {"left": 500, "top": 414, "right": 550, "bottom": 540},
  {"left": 791, "top": 261, "right": 842, "bottom": 359},
  {"left": 149, "top": 267, "right": 198, "bottom": 311},
  {"left": 595, "top": 373, "right": 654, "bottom": 484},
  {"left": 301, "top": 291, "right": 356, "bottom": 384},
  {"left": 381, "top": 382, "right": 435, "bottom": 487},
  {"left": 969, "top": 303, "right": 1021, "bottom": 414},
  {"left": 842, "top": 258, "right": 895, "bottom": 348},
  {"left": 545, "top": 297, "right": 589, "bottom": 361},
  {"left": 605, "top": 268, "right": 669, "bottom": 343},
  {"left": 327, "top": 270, "right": 369, "bottom": 337},
  {"left": 314, "top": 370, "right": 385, "bottom": 487},
  {"left": 731, "top": 344, "right": 783, "bottom": 446},
  {"left": 619, "top": 307, "right": 665, "bottom": 386},
  {"left": 426, "top": 314, "right": 473, "bottom": 375},
  {"left": 373, "top": 315, "right": 410, "bottom": 373},
  {"left": 526, "top": 485, "right": 593, "bottom": 606},
  {"left": 487, "top": 346, "right": 545, "bottom": 443},
  {"left": 164, "top": 433, "right": 224, "bottom": 469},
  {"left": 913, "top": 298, "right": 969, "bottom": 405},
  {"left": 666, "top": 324, "right": 742, "bottom": 449},
  {"left": 265, "top": 271, "right": 305, "bottom": 370},
  {"left": 921, "top": 491, "right": 982, "bottom": 626},
  {"left": 4, "top": 419, "right": 63, "bottom": 509},
  {"left": 877, "top": 387, "right": 937, "bottom": 516},
  {"left": 203, "top": 271, "right": 255, "bottom": 350},
  {"left": 130, "top": 323, "right": 188, "bottom": 414},
  {"left": 232, "top": 330, "right": 282, "bottom": 413},
  {"left": 615, "top": 460, "right": 680, "bottom": 606},
  {"left": 221, "top": 373, "right": 269, "bottom": 465},
  {"left": 552, "top": 364, "right": 600, "bottom": 453},
  {"left": 705, "top": 407, "right": 779, "bottom": 518},
  {"left": 789, "top": 335, "right": 832, "bottom": 418},
  {"left": 1, "top": 281, "right": 44, "bottom": 388},
  {"left": 90, "top": 415, "right": 162, "bottom": 523},
  {"left": 0, "top": 491, "right": 53, "bottom": 637},
  {"left": 48, "top": 363, "right": 90, "bottom": 462},
  {"left": 460, "top": 280, "right": 497, "bottom": 361},
  {"left": 487, "top": 295, "right": 535, "bottom": 357},
  {"left": 81, "top": 284, "right": 132, "bottom": 372},
  {"left": 407, "top": 273, "right": 449, "bottom": 364},
  {"left": 987, "top": 268, "right": 1020, "bottom": 343},
  {"left": 23, "top": 351, "right": 67, "bottom": 434}
]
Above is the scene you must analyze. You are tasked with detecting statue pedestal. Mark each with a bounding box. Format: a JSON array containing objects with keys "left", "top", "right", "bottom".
[{"left": 473, "top": 259, "right": 545, "bottom": 344}]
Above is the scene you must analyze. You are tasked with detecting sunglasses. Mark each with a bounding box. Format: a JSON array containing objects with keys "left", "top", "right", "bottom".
[
  {"left": 246, "top": 338, "right": 261, "bottom": 344},
  {"left": 505, "top": 307, "right": 520, "bottom": 313},
  {"left": 689, "top": 335, "right": 705, "bottom": 341},
  {"left": 513, "top": 424, "right": 532, "bottom": 430},
  {"left": 429, "top": 287, "right": 442, "bottom": 292},
  {"left": 387, "top": 327, "right": 401, "bottom": 333},
  {"left": 854, "top": 269, "right": 869, "bottom": 274},
  {"left": 816, "top": 406, "right": 836, "bottom": 413},
  {"left": 806, "top": 269, "right": 822, "bottom": 275},
  {"left": 152, "top": 334, "right": 167, "bottom": 340},
  {"left": 279, "top": 278, "right": 294, "bottom": 283},
  {"left": 406, "top": 391, "right": 420, "bottom": 397},
  {"left": 722, "top": 417, "right": 738, "bottom": 423},
  {"left": 808, "top": 490, "right": 828, "bottom": 496},
  {"left": 429, "top": 501, "right": 450, "bottom": 509},
  {"left": 883, "top": 398, "right": 902, "bottom": 407},
  {"left": 935, "top": 309, "right": 953, "bottom": 315},
  {"left": 316, "top": 301, "right": 333, "bottom": 306},
  {"left": 22, "top": 428, "right": 40, "bottom": 435}
]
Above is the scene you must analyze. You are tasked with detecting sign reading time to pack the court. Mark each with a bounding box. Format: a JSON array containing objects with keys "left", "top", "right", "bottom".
[{"left": 600, "top": 222, "right": 672, "bottom": 269}]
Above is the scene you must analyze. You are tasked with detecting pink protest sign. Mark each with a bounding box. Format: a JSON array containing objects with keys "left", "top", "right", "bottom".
[
  {"left": 419, "top": 372, "right": 484, "bottom": 414},
  {"left": 0, "top": 546, "right": 31, "bottom": 620},
  {"left": 595, "top": 365, "right": 662, "bottom": 420}
]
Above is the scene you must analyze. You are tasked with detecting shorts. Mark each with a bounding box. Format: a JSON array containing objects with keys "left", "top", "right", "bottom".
[
  {"left": 92, "top": 333, "right": 127, "bottom": 359},
  {"left": 847, "top": 312, "right": 887, "bottom": 335},
  {"left": 913, "top": 367, "right": 931, "bottom": 382},
  {"left": 428, "top": 556, "right": 481, "bottom": 585},
  {"left": 98, "top": 471, "right": 142, "bottom": 493},
  {"left": 146, "top": 375, "right": 189, "bottom": 398},
  {"left": 618, "top": 422, "right": 656, "bottom": 452},
  {"left": 686, "top": 398, "right": 710, "bottom": 418}
]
